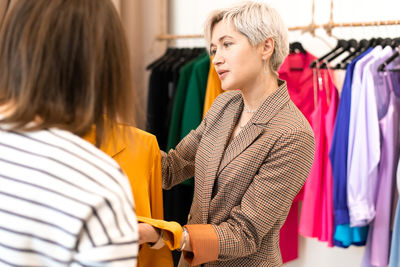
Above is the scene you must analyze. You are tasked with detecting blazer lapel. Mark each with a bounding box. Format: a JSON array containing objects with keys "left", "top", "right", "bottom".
[
  {"left": 218, "top": 80, "right": 291, "bottom": 176},
  {"left": 218, "top": 123, "right": 264, "bottom": 176},
  {"left": 201, "top": 93, "right": 242, "bottom": 223}
]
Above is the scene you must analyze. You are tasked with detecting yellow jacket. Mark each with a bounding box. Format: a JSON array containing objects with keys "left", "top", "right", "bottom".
[
  {"left": 202, "top": 57, "right": 223, "bottom": 118},
  {"left": 85, "top": 126, "right": 173, "bottom": 267}
]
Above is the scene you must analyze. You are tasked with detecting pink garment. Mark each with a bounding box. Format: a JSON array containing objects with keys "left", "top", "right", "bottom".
[
  {"left": 278, "top": 52, "right": 318, "bottom": 263},
  {"left": 279, "top": 202, "right": 299, "bottom": 262},
  {"left": 298, "top": 67, "right": 338, "bottom": 247},
  {"left": 321, "top": 73, "right": 338, "bottom": 246}
]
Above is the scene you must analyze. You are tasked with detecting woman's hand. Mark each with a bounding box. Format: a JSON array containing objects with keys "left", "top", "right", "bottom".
[{"left": 138, "top": 223, "right": 160, "bottom": 245}]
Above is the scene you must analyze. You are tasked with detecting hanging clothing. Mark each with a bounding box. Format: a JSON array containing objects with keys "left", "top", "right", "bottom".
[
  {"left": 85, "top": 126, "right": 173, "bottom": 267},
  {"left": 146, "top": 67, "right": 173, "bottom": 150},
  {"left": 180, "top": 55, "right": 210, "bottom": 139},
  {"left": 347, "top": 46, "right": 383, "bottom": 227},
  {"left": 147, "top": 49, "right": 206, "bottom": 151},
  {"left": 329, "top": 48, "right": 373, "bottom": 247},
  {"left": 371, "top": 72, "right": 400, "bottom": 266},
  {"left": 203, "top": 58, "right": 223, "bottom": 117},
  {"left": 167, "top": 51, "right": 208, "bottom": 151},
  {"left": 389, "top": 156, "right": 400, "bottom": 267},
  {"left": 279, "top": 52, "right": 317, "bottom": 124},
  {"left": 298, "top": 66, "right": 338, "bottom": 247},
  {"left": 362, "top": 52, "right": 400, "bottom": 267},
  {"left": 278, "top": 51, "right": 317, "bottom": 262},
  {"left": 321, "top": 70, "right": 338, "bottom": 245}
]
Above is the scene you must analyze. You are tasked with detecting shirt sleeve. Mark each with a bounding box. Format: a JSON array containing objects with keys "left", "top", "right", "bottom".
[{"left": 73, "top": 181, "right": 138, "bottom": 266}]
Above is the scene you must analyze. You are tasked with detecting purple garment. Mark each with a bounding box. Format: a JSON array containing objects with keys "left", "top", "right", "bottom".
[
  {"left": 361, "top": 48, "right": 399, "bottom": 267},
  {"left": 370, "top": 73, "right": 400, "bottom": 266}
]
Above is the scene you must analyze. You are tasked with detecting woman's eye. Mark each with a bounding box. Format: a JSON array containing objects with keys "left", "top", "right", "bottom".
[
  {"left": 224, "top": 42, "right": 232, "bottom": 47},
  {"left": 210, "top": 49, "right": 217, "bottom": 55}
]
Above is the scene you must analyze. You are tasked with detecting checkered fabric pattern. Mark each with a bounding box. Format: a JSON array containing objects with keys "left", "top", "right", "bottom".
[{"left": 162, "top": 80, "right": 315, "bottom": 267}]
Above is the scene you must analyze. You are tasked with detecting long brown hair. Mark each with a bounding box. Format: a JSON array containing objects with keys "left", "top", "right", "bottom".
[{"left": 0, "top": 0, "right": 135, "bottom": 146}]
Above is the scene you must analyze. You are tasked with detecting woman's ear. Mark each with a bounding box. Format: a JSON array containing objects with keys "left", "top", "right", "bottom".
[{"left": 261, "top": 38, "right": 274, "bottom": 60}]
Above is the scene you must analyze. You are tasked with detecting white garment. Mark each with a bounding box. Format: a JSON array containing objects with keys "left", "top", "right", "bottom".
[
  {"left": 347, "top": 46, "right": 383, "bottom": 227},
  {"left": 0, "top": 126, "right": 138, "bottom": 266}
]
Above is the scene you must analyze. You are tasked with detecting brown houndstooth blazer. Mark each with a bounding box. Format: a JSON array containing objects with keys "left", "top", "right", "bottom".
[{"left": 162, "top": 80, "right": 315, "bottom": 267}]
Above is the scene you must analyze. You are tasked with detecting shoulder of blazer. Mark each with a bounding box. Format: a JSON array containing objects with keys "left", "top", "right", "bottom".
[{"left": 205, "top": 90, "right": 242, "bottom": 119}]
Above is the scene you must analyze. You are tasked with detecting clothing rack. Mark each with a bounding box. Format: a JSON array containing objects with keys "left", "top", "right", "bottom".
[{"left": 156, "top": 20, "right": 400, "bottom": 41}]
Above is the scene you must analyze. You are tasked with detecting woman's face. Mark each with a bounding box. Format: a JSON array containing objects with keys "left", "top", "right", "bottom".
[{"left": 210, "top": 20, "right": 265, "bottom": 91}]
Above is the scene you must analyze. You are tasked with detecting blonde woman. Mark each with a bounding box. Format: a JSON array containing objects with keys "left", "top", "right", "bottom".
[{"left": 141, "top": 2, "right": 315, "bottom": 266}]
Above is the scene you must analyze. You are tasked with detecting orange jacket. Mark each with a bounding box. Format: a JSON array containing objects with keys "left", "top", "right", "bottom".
[{"left": 85, "top": 126, "right": 173, "bottom": 267}]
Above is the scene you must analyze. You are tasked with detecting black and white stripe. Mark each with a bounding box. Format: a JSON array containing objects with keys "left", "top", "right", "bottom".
[{"left": 0, "top": 127, "right": 138, "bottom": 266}]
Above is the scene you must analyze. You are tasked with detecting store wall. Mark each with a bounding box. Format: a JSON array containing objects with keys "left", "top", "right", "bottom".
[
  {"left": 113, "top": 0, "right": 168, "bottom": 129},
  {"left": 168, "top": 0, "right": 400, "bottom": 267},
  {"left": 169, "top": 0, "right": 400, "bottom": 55}
]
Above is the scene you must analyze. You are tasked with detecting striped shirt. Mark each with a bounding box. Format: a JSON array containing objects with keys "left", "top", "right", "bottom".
[{"left": 0, "top": 126, "right": 138, "bottom": 266}]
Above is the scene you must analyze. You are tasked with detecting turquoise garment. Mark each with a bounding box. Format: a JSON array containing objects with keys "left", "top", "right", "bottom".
[
  {"left": 389, "top": 197, "right": 400, "bottom": 267},
  {"left": 334, "top": 224, "right": 368, "bottom": 247}
]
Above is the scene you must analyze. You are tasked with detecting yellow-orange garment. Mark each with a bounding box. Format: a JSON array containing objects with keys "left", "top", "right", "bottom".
[
  {"left": 202, "top": 57, "right": 223, "bottom": 118},
  {"left": 136, "top": 216, "right": 182, "bottom": 251},
  {"left": 85, "top": 126, "right": 173, "bottom": 267}
]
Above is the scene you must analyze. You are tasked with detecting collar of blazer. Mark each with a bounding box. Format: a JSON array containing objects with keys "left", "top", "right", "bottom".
[
  {"left": 250, "top": 79, "right": 291, "bottom": 127},
  {"left": 214, "top": 79, "right": 291, "bottom": 177}
]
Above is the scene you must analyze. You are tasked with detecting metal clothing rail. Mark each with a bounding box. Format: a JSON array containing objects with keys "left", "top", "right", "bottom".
[{"left": 156, "top": 19, "right": 400, "bottom": 41}]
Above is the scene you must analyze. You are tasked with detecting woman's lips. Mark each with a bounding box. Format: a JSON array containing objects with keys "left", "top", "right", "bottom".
[{"left": 217, "top": 70, "right": 228, "bottom": 79}]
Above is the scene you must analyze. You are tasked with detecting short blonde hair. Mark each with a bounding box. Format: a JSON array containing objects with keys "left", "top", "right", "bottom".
[{"left": 204, "top": 1, "right": 289, "bottom": 75}]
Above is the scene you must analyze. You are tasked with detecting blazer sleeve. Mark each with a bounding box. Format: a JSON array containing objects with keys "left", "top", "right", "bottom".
[
  {"left": 213, "top": 128, "right": 315, "bottom": 260},
  {"left": 161, "top": 115, "right": 207, "bottom": 190}
]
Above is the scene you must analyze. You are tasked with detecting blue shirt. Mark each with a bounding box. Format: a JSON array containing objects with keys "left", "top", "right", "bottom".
[{"left": 329, "top": 48, "right": 372, "bottom": 247}]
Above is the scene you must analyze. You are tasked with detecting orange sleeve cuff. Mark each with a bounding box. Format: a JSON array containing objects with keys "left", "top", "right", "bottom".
[{"left": 183, "top": 224, "right": 219, "bottom": 266}]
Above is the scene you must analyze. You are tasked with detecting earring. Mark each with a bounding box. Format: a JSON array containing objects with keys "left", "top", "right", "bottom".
[{"left": 263, "top": 60, "right": 268, "bottom": 75}]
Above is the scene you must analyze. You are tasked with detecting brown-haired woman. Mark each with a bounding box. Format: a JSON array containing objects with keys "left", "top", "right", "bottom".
[{"left": 0, "top": 0, "right": 139, "bottom": 265}]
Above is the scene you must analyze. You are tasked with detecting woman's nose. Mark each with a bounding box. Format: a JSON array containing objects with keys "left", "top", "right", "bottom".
[{"left": 212, "top": 51, "right": 223, "bottom": 66}]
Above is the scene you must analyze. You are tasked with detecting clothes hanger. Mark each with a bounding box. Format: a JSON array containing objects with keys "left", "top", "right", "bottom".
[
  {"left": 378, "top": 50, "right": 399, "bottom": 72},
  {"left": 335, "top": 38, "right": 372, "bottom": 69},
  {"left": 380, "top": 38, "right": 393, "bottom": 48},
  {"left": 146, "top": 47, "right": 177, "bottom": 70},
  {"left": 290, "top": 41, "right": 307, "bottom": 54},
  {"left": 170, "top": 48, "right": 201, "bottom": 73},
  {"left": 309, "top": 39, "right": 348, "bottom": 68},
  {"left": 320, "top": 39, "right": 357, "bottom": 69},
  {"left": 159, "top": 48, "right": 184, "bottom": 72},
  {"left": 288, "top": 42, "right": 308, "bottom": 71},
  {"left": 390, "top": 37, "right": 400, "bottom": 49},
  {"left": 377, "top": 38, "right": 400, "bottom": 72}
]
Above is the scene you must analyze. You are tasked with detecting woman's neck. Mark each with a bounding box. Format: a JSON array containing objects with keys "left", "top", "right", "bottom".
[{"left": 241, "top": 75, "right": 278, "bottom": 112}]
